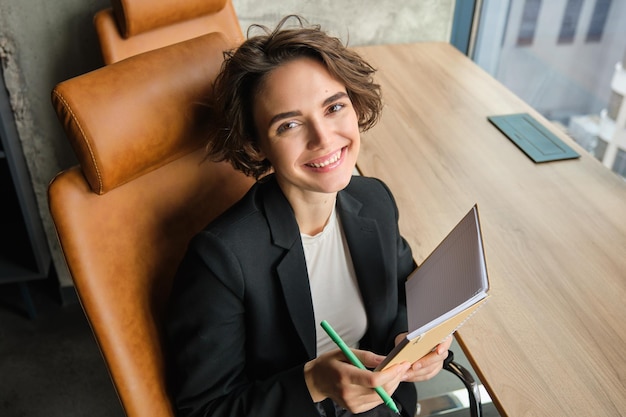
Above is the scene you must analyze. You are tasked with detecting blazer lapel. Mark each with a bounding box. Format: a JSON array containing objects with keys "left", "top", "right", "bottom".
[
  {"left": 337, "top": 190, "right": 389, "bottom": 343},
  {"left": 263, "top": 179, "right": 317, "bottom": 359}
]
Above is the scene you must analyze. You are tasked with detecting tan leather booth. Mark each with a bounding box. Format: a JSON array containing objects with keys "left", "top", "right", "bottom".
[
  {"left": 48, "top": 32, "right": 254, "bottom": 417},
  {"left": 94, "top": 0, "right": 243, "bottom": 64}
]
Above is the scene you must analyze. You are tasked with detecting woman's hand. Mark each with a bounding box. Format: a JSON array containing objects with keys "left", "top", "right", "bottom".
[
  {"left": 304, "top": 348, "right": 410, "bottom": 414},
  {"left": 394, "top": 333, "right": 453, "bottom": 382}
]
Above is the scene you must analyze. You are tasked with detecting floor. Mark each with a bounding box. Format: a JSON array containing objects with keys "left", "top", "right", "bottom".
[
  {"left": 0, "top": 278, "right": 499, "bottom": 417},
  {"left": 0, "top": 279, "right": 124, "bottom": 417}
]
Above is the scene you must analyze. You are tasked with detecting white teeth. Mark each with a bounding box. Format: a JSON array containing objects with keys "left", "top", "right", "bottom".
[{"left": 308, "top": 151, "right": 341, "bottom": 168}]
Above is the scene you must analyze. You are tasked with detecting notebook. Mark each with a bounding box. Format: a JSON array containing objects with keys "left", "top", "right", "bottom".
[{"left": 375, "top": 205, "right": 490, "bottom": 371}]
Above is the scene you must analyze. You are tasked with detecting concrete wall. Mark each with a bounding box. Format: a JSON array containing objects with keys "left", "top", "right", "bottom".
[{"left": 0, "top": 0, "right": 455, "bottom": 298}]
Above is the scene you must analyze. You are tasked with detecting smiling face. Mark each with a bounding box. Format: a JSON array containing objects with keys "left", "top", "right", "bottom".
[{"left": 253, "top": 57, "right": 361, "bottom": 204}]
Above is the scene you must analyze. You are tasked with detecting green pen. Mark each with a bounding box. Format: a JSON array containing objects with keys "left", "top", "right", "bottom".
[{"left": 320, "top": 320, "right": 401, "bottom": 415}]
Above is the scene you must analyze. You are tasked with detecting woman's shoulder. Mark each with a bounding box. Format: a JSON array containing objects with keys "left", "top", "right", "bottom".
[
  {"left": 340, "top": 175, "right": 400, "bottom": 221},
  {"left": 345, "top": 175, "right": 394, "bottom": 200},
  {"left": 198, "top": 181, "right": 265, "bottom": 236},
  {"left": 197, "top": 175, "right": 289, "bottom": 241}
]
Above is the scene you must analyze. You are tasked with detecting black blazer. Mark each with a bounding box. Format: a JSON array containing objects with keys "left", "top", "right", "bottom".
[{"left": 165, "top": 174, "right": 417, "bottom": 417}]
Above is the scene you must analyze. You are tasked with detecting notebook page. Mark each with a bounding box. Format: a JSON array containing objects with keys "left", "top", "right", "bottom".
[{"left": 406, "top": 205, "right": 488, "bottom": 339}]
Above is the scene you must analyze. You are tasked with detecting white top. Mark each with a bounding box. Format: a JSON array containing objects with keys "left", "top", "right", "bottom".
[{"left": 302, "top": 205, "right": 368, "bottom": 355}]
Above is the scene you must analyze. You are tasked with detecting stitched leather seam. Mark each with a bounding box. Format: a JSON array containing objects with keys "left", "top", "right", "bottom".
[{"left": 53, "top": 90, "right": 103, "bottom": 194}]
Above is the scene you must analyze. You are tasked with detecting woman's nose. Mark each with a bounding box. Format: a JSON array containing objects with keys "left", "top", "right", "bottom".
[{"left": 308, "top": 121, "right": 332, "bottom": 148}]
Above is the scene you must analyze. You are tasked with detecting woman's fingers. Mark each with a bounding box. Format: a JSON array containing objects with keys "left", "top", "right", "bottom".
[{"left": 402, "top": 336, "right": 454, "bottom": 382}]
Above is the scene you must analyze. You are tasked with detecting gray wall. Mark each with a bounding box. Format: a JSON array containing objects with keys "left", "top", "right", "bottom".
[{"left": 0, "top": 0, "right": 455, "bottom": 295}]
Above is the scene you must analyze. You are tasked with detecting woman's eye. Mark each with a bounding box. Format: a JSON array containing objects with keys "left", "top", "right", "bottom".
[
  {"left": 276, "top": 121, "right": 298, "bottom": 134},
  {"left": 328, "top": 103, "right": 344, "bottom": 113}
]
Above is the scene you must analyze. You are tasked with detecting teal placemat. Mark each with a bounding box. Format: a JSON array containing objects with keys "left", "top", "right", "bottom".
[{"left": 487, "top": 113, "right": 580, "bottom": 163}]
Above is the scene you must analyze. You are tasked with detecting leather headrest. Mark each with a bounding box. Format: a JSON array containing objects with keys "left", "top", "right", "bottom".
[
  {"left": 51, "top": 32, "right": 229, "bottom": 195},
  {"left": 111, "top": 0, "right": 228, "bottom": 37}
]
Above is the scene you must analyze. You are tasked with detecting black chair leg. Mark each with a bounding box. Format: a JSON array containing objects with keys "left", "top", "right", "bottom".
[{"left": 443, "top": 350, "right": 482, "bottom": 417}]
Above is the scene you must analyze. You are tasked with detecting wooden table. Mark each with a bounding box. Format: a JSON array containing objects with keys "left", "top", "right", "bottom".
[{"left": 354, "top": 42, "right": 626, "bottom": 416}]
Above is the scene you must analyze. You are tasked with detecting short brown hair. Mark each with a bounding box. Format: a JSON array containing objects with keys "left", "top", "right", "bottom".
[{"left": 206, "top": 15, "right": 382, "bottom": 180}]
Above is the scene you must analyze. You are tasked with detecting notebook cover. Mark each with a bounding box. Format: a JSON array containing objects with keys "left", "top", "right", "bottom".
[
  {"left": 488, "top": 113, "right": 580, "bottom": 163},
  {"left": 375, "top": 297, "right": 488, "bottom": 371}
]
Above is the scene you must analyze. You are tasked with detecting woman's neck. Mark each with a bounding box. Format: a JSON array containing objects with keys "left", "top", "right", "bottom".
[{"left": 289, "top": 192, "right": 337, "bottom": 236}]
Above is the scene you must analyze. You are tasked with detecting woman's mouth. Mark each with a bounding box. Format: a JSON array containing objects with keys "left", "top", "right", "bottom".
[{"left": 306, "top": 148, "right": 344, "bottom": 168}]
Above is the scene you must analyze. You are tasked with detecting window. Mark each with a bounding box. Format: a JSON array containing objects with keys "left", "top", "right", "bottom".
[
  {"left": 472, "top": 0, "right": 626, "bottom": 179},
  {"left": 558, "top": 0, "right": 583, "bottom": 44},
  {"left": 517, "top": 0, "right": 542, "bottom": 46},
  {"left": 586, "top": 0, "right": 612, "bottom": 42}
]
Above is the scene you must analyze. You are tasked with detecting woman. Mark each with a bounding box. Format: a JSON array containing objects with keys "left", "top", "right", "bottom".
[{"left": 165, "top": 15, "right": 452, "bottom": 417}]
